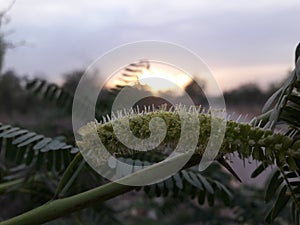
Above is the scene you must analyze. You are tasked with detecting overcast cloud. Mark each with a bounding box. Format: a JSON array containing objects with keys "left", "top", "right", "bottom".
[{"left": 1, "top": 0, "right": 300, "bottom": 90}]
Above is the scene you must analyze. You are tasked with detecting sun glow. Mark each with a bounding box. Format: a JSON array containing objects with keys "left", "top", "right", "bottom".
[
  {"left": 138, "top": 67, "right": 191, "bottom": 94},
  {"left": 105, "top": 62, "right": 193, "bottom": 96}
]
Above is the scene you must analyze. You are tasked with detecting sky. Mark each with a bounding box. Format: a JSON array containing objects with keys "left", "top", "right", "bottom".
[{"left": 1, "top": 0, "right": 300, "bottom": 92}]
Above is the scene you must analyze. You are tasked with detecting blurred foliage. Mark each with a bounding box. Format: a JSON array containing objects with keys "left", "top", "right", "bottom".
[
  {"left": 0, "top": 10, "right": 298, "bottom": 223},
  {"left": 0, "top": 11, "right": 6, "bottom": 73},
  {"left": 224, "top": 82, "right": 283, "bottom": 107},
  {"left": 0, "top": 68, "right": 285, "bottom": 125},
  {"left": 0, "top": 65, "right": 293, "bottom": 224}
]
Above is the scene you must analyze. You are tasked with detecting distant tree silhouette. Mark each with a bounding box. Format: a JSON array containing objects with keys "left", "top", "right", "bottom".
[
  {"left": 0, "top": 70, "right": 22, "bottom": 112},
  {"left": 0, "top": 17, "right": 6, "bottom": 73},
  {"left": 224, "top": 83, "right": 266, "bottom": 106},
  {"left": 62, "top": 70, "right": 84, "bottom": 93},
  {"left": 0, "top": 0, "right": 15, "bottom": 73}
]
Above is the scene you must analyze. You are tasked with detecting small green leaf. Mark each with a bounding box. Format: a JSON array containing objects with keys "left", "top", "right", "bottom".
[
  {"left": 0, "top": 125, "right": 11, "bottom": 131},
  {"left": 0, "top": 127, "right": 20, "bottom": 137},
  {"left": 15, "top": 147, "right": 27, "bottom": 164},
  {"left": 33, "top": 138, "right": 52, "bottom": 150},
  {"left": 262, "top": 87, "right": 283, "bottom": 113},
  {"left": 265, "top": 185, "right": 290, "bottom": 224},
  {"left": 46, "top": 140, "right": 66, "bottom": 150},
  {"left": 197, "top": 174, "right": 214, "bottom": 194},
  {"left": 197, "top": 190, "right": 206, "bottom": 205},
  {"left": 25, "top": 148, "right": 35, "bottom": 165},
  {"left": 12, "top": 132, "right": 36, "bottom": 145},
  {"left": 164, "top": 177, "right": 174, "bottom": 196},
  {"left": 181, "top": 170, "right": 199, "bottom": 190},
  {"left": 251, "top": 163, "right": 268, "bottom": 178},
  {"left": 265, "top": 170, "right": 282, "bottom": 202},
  {"left": 17, "top": 135, "right": 44, "bottom": 148},
  {"left": 3, "top": 129, "right": 28, "bottom": 138},
  {"left": 186, "top": 171, "right": 203, "bottom": 190},
  {"left": 173, "top": 173, "right": 183, "bottom": 190},
  {"left": 215, "top": 181, "right": 232, "bottom": 206}
]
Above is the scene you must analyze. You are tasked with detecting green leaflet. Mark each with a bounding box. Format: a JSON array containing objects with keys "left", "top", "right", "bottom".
[
  {"left": 266, "top": 185, "right": 291, "bottom": 223},
  {"left": 0, "top": 123, "right": 78, "bottom": 171},
  {"left": 265, "top": 170, "right": 282, "bottom": 203}
]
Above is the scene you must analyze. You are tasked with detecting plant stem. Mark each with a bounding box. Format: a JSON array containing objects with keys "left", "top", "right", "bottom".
[
  {"left": 0, "top": 153, "right": 200, "bottom": 225},
  {"left": 0, "top": 178, "right": 24, "bottom": 193},
  {"left": 54, "top": 153, "right": 83, "bottom": 198},
  {"left": 0, "top": 179, "right": 133, "bottom": 225}
]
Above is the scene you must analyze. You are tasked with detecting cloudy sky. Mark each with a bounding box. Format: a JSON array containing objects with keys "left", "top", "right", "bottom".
[{"left": 1, "top": 0, "right": 300, "bottom": 91}]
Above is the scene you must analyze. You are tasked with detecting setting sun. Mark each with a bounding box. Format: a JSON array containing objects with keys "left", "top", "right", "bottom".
[
  {"left": 138, "top": 67, "right": 191, "bottom": 93},
  {"left": 106, "top": 62, "right": 193, "bottom": 95}
]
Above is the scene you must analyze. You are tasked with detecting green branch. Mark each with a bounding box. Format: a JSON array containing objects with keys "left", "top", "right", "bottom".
[
  {"left": 0, "top": 153, "right": 201, "bottom": 225},
  {"left": 0, "top": 178, "right": 24, "bottom": 194},
  {"left": 0, "top": 180, "right": 132, "bottom": 225}
]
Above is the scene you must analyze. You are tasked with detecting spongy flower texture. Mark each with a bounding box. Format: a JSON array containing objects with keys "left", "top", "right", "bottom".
[{"left": 77, "top": 109, "right": 300, "bottom": 169}]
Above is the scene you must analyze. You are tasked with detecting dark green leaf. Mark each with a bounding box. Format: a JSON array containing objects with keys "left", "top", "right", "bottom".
[
  {"left": 3, "top": 129, "right": 28, "bottom": 138},
  {"left": 185, "top": 171, "right": 203, "bottom": 190},
  {"left": 266, "top": 185, "right": 290, "bottom": 223},
  {"left": 197, "top": 174, "right": 214, "bottom": 194},
  {"left": 197, "top": 190, "right": 206, "bottom": 205},
  {"left": 265, "top": 170, "right": 282, "bottom": 202},
  {"left": 17, "top": 135, "right": 44, "bottom": 148},
  {"left": 173, "top": 173, "right": 183, "bottom": 190},
  {"left": 262, "top": 87, "right": 283, "bottom": 113},
  {"left": 34, "top": 138, "right": 52, "bottom": 150},
  {"left": 251, "top": 163, "right": 268, "bottom": 178},
  {"left": 12, "top": 132, "right": 36, "bottom": 145},
  {"left": 0, "top": 127, "right": 20, "bottom": 137}
]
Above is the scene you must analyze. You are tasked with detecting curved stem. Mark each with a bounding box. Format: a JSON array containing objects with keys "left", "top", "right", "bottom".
[
  {"left": 54, "top": 153, "right": 83, "bottom": 199},
  {"left": 0, "top": 177, "right": 133, "bottom": 225},
  {"left": 0, "top": 178, "right": 24, "bottom": 193},
  {"left": 0, "top": 153, "right": 200, "bottom": 225}
]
